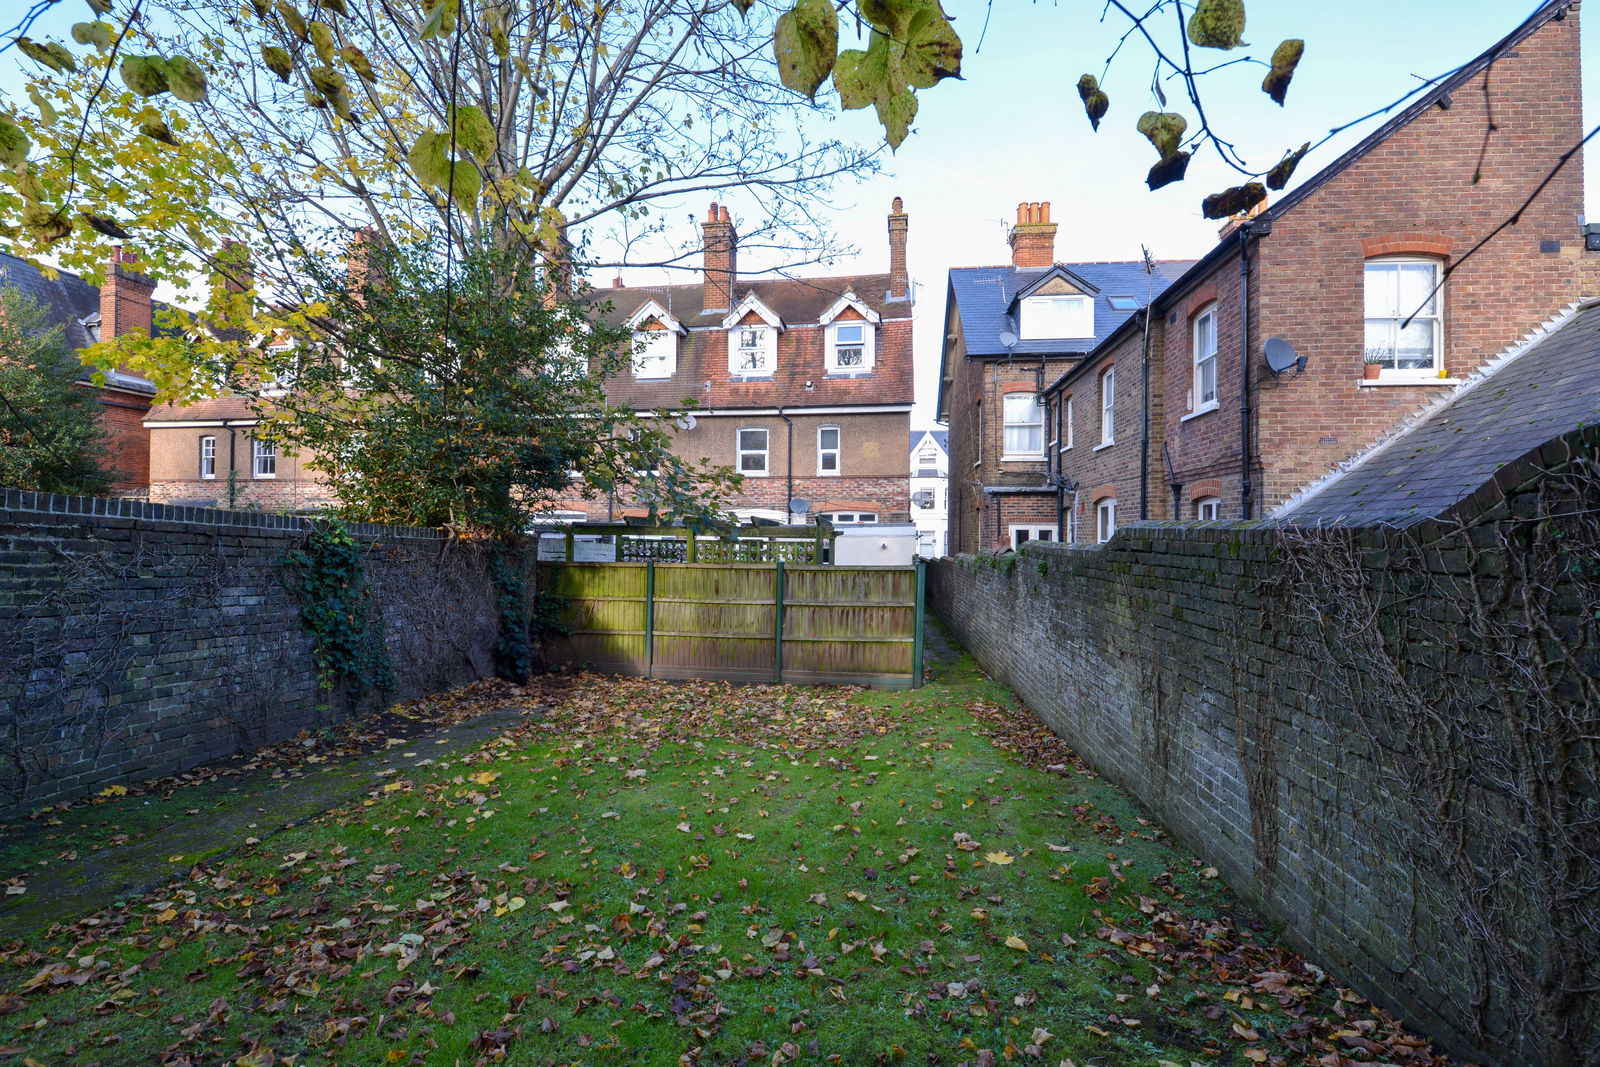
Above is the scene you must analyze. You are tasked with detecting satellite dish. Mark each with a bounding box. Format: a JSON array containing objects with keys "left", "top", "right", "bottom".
[
  {"left": 789, "top": 498, "right": 810, "bottom": 515},
  {"left": 675, "top": 413, "right": 697, "bottom": 430},
  {"left": 998, "top": 329, "right": 1019, "bottom": 350},
  {"left": 1264, "top": 337, "right": 1306, "bottom": 374}
]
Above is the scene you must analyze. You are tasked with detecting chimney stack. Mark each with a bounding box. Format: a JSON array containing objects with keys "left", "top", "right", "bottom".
[
  {"left": 702, "top": 202, "right": 737, "bottom": 312},
  {"left": 216, "top": 238, "right": 254, "bottom": 295},
  {"left": 99, "top": 246, "right": 155, "bottom": 338},
  {"left": 887, "top": 196, "right": 909, "bottom": 302},
  {"left": 1008, "top": 201, "right": 1057, "bottom": 269},
  {"left": 612, "top": 276, "right": 625, "bottom": 289},
  {"left": 1216, "top": 194, "right": 1270, "bottom": 241}
]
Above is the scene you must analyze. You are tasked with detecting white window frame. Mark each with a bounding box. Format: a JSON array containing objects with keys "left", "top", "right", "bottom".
[
  {"left": 1009, "top": 524, "right": 1057, "bottom": 548},
  {"left": 1020, "top": 294, "right": 1093, "bottom": 340},
  {"left": 817, "top": 425, "right": 841, "bottom": 476},
  {"left": 1364, "top": 257, "right": 1443, "bottom": 378},
  {"left": 737, "top": 426, "right": 769, "bottom": 476},
  {"left": 826, "top": 320, "right": 874, "bottom": 374},
  {"left": 818, "top": 511, "right": 877, "bottom": 525},
  {"left": 199, "top": 435, "right": 216, "bottom": 480},
  {"left": 1195, "top": 496, "right": 1221, "bottom": 521},
  {"left": 1098, "top": 367, "right": 1115, "bottom": 448},
  {"left": 1002, "top": 392, "right": 1044, "bottom": 460},
  {"left": 632, "top": 327, "right": 677, "bottom": 379},
  {"left": 1063, "top": 396, "right": 1075, "bottom": 450},
  {"left": 729, "top": 326, "right": 776, "bottom": 377},
  {"left": 252, "top": 438, "right": 277, "bottom": 479},
  {"left": 1096, "top": 498, "right": 1117, "bottom": 543},
  {"left": 1191, "top": 304, "right": 1218, "bottom": 415}
]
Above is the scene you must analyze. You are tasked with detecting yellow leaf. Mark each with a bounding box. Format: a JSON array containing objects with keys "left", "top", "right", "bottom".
[
  {"left": 984, "top": 851, "right": 1014, "bottom": 865},
  {"left": 1243, "top": 1050, "right": 1268, "bottom": 1063},
  {"left": 1004, "top": 935, "right": 1028, "bottom": 952},
  {"left": 383, "top": 782, "right": 404, "bottom": 792},
  {"left": 506, "top": 896, "right": 525, "bottom": 912},
  {"left": 469, "top": 771, "right": 499, "bottom": 786}
]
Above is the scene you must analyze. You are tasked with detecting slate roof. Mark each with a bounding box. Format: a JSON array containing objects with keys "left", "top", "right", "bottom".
[
  {"left": 0, "top": 250, "right": 171, "bottom": 396},
  {"left": 0, "top": 252, "right": 103, "bottom": 352},
  {"left": 1281, "top": 301, "right": 1600, "bottom": 526},
  {"left": 589, "top": 273, "right": 914, "bottom": 410},
  {"left": 910, "top": 429, "right": 948, "bottom": 453},
  {"left": 948, "top": 260, "right": 1196, "bottom": 358}
]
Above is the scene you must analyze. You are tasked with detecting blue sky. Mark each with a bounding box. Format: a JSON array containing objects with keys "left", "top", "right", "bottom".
[{"left": 3, "top": 2, "right": 1589, "bottom": 427}]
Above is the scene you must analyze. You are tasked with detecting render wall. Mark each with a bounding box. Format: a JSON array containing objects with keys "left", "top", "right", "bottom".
[
  {"left": 0, "top": 489, "right": 511, "bottom": 817},
  {"left": 927, "top": 449, "right": 1600, "bottom": 1066}
]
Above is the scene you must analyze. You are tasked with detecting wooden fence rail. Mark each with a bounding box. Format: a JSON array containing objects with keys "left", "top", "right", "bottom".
[{"left": 537, "top": 560, "right": 925, "bottom": 689}]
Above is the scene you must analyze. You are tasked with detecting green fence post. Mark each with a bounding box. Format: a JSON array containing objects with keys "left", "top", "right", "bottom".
[
  {"left": 687, "top": 529, "right": 697, "bottom": 563},
  {"left": 564, "top": 527, "right": 574, "bottom": 561},
  {"left": 645, "top": 559, "right": 656, "bottom": 679},
  {"left": 773, "top": 560, "right": 786, "bottom": 684},
  {"left": 615, "top": 532, "right": 625, "bottom": 562},
  {"left": 912, "top": 558, "right": 926, "bottom": 689}
]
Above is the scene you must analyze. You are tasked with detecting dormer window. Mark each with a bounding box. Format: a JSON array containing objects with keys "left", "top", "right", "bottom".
[
  {"left": 632, "top": 325, "right": 676, "bottom": 379},
  {"left": 1020, "top": 294, "right": 1093, "bottom": 340},
  {"left": 827, "top": 321, "right": 874, "bottom": 374},
  {"left": 79, "top": 313, "right": 102, "bottom": 344},
  {"left": 731, "top": 326, "right": 775, "bottom": 376}
]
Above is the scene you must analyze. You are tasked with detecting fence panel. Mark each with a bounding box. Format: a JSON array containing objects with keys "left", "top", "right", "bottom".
[{"left": 538, "top": 560, "right": 923, "bottom": 688}]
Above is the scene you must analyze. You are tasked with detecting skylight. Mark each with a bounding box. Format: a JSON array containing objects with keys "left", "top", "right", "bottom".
[{"left": 1107, "top": 296, "right": 1141, "bottom": 312}]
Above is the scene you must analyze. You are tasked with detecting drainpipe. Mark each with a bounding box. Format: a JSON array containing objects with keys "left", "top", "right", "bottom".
[
  {"left": 1138, "top": 308, "right": 1152, "bottom": 520},
  {"left": 778, "top": 408, "right": 794, "bottom": 524},
  {"left": 1237, "top": 226, "right": 1256, "bottom": 520},
  {"left": 222, "top": 418, "right": 242, "bottom": 510},
  {"left": 1164, "top": 440, "right": 1182, "bottom": 521}
]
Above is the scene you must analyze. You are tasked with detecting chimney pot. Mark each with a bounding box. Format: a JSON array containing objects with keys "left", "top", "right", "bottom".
[
  {"left": 891, "top": 195, "right": 904, "bottom": 214},
  {"left": 719, "top": 205, "right": 730, "bottom": 223},
  {"left": 613, "top": 276, "right": 625, "bottom": 289},
  {"left": 708, "top": 201, "right": 719, "bottom": 222}
]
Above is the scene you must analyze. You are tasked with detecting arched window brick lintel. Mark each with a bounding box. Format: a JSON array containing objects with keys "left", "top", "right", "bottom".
[
  {"left": 1361, "top": 234, "right": 1452, "bottom": 259},
  {"left": 1088, "top": 483, "right": 1117, "bottom": 504},
  {"left": 1186, "top": 479, "right": 1223, "bottom": 503}
]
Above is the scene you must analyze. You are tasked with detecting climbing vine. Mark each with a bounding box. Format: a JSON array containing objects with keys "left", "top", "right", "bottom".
[
  {"left": 285, "top": 521, "right": 393, "bottom": 700},
  {"left": 488, "top": 550, "right": 531, "bottom": 683}
]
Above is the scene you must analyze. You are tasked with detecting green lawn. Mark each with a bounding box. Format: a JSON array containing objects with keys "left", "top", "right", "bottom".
[{"left": 0, "top": 636, "right": 1457, "bottom": 1066}]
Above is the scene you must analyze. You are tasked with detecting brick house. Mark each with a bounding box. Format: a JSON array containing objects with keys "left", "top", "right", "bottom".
[
  {"left": 0, "top": 248, "right": 160, "bottom": 493},
  {"left": 1044, "top": 0, "right": 1591, "bottom": 542},
  {"left": 144, "top": 393, "right": 334, "bottom": 512},
  {"left": 936, "top": 202, "right": 1192, "bottom": 553},
  {"left": 567, "top": 200, "right": 915, "bottom": 526}
]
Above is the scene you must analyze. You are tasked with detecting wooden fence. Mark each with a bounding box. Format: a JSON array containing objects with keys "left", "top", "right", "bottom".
[{"left": 537, "top": 560, "right": 925, "bottom": 689}]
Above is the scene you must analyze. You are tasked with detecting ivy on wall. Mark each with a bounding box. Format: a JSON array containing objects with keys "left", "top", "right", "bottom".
[{"left": 285, "top": 522, "right": 394, "bottom": 700}]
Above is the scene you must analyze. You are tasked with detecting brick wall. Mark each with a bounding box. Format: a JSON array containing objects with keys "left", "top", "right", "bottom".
[
  {"left": 0, "top": 490, "right": 517, "bottom": 817},
  {"left": 1054, "top": 320, "right": 1169, "bottom": 540},
  {"left": 927, "top": 439, "right": 1600, "bottom": 1065}
]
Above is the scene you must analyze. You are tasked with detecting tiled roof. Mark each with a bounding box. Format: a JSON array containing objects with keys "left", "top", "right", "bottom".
[
  {"left": 145, "top": 395, "right": 260, "bottom": 422},
  {"left": 1281, "top": 301, "right": 1599, "bottom": 526},
  {"left": 910, "top": 429, "right": 948, "bottom": 452},
  {"left": 590, "top": 273, "right": 914, "bottom": 410},
  {"left": 948, "top": 260, "right": 1196, "bottom": 357}
]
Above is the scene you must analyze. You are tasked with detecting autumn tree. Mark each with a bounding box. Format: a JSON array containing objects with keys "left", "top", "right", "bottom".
[
  {"left": 0, "top": 287, "right": 113, "bottom": 495},
  {"left": 257, "top": 236, "right": 740, "bottom": 536}
]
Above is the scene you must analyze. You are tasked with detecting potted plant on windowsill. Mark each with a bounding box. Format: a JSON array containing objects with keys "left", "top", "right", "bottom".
[{"left": 1362, "top": 349, "right": 1385, "bottom": 381}]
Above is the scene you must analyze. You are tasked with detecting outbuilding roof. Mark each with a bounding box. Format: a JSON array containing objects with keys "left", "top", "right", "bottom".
[{"left": 1280, "top": 301, "right": 1600, "bottom": 526}]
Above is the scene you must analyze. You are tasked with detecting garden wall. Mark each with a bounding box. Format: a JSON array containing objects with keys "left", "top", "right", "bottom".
[
  {"left": 928, "top": 449, "right": 1600, "bottom": 1067},
  {"left": 0, "top": 489, "right": 519, "bottom": 818}
]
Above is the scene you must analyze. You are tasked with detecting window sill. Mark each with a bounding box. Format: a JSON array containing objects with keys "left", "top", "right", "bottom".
[
  {"left": 1180, "top": 401, "right": 1219, "bottom": 423},
  {"left": 253, "top": 475, "right": 277, "bottom": 480},
  {"left": 817, "top": 471, "right": 840, "bottom": 477},
  {"left": 824, "top": 370, "right": 874, "bottom": 379},
  {"left": 729, "top": 374, "right": 775, "bottom": 381},
  {"left": 741, "top": 471, "right": 770, "bottom": 478},
  {"left": 1093, "top": 441, "right": 1115, "bottom": 452},
  {"left": 634, "top": 373, "right": 674, "bottom": 381},
  {"left": 1358, "top": 377, "right": 1460, "bottom": 388},
  {"left": 1000, "top": 454, "right": 1045, "bottom": 463}
]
